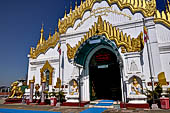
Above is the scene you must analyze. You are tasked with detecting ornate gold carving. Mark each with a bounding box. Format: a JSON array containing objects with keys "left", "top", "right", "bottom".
[
  {"left": 154, "top": 9, "right": 170, "bottom": 28},
  {"left": 58, "top": 0, "right": 156, "bottom": 34},
  {"left": 40, "top": 61, "right": 54, "bottom": 85},
  {"left": 67, "top": 16, "right": 144, "bottom": 59},
  {"left": 30, "top": 30, "right": 60, "bottom": 59}
]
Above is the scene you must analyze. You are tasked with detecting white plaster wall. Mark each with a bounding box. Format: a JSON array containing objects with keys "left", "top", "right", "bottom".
[
  {"left": 27, "top": 1, "right": 170, "bottom": 101},
  {"left": 160, "top": 52, "right": 170, "bottom": 81},
  {"left": 156, "top": 24, "right": 170, "bottom": 43}
]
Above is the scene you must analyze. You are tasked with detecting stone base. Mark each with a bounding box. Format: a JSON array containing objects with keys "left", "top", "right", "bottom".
[
  {"left": 120, "top": 102, "right": 149, "bottom": 109},
  {"left": 128, "top": 95, "right": 147, "bottom": 104},
  {"left": 62, "top": 101, "right": 90, "bottom": 107},
  {"left": 39, "top": 102, "right": 47, "bottom": 105},
  {"left": 66, "top": 95, "right": 79, "bottom": 102},
  {"left": 4, "top": 98, "right": 22, "bottom": 104}
]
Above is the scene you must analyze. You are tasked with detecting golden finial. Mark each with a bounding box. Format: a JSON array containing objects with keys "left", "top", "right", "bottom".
[
  {"left": 167, "top": 0, "right": 170, "bottom": 11},
  {"left": 48, "top": 28, "right": 51, "bottom": 39},
  {"left": 81, "top": 0, "right": 83, "bottom": 5},
  {"left": 40, "top": 23, "right": 44, "bottom": 44},
  {"left": 70, "top": 2, "right": 72, "bottom": 14},
  {"left": 30, "top": 47, "right": 33, "bottom": 55},
  {"left": 75, "top": 0, "right": 78, "bottom": 10},
  {"left": 64, "top": 7, "right": 67, "bottom": 18},
  {"left": 41, "top": 23, "right": 44, "bottom": 33}
]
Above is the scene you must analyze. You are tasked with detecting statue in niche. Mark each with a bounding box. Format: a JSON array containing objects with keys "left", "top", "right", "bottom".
[
  {"left": 130, "top": 77, "right": 142, "bottom": 95},
  {"left": 69, "top": 80, "right": 78, "bottom": 95}
]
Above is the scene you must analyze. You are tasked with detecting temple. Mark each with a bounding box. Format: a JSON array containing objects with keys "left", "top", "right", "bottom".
[{"left": 26, "top": 0, "right": 170, "bottom": 104}]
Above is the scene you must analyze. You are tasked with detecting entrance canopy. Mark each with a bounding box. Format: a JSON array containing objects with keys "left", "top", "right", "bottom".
[{"left": 74, "top": 35, "right": 123, "bottom": 67}]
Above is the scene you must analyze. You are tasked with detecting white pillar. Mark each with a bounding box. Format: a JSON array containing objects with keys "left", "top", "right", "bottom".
[{"left": 29, "top": 81, "right": 34, "bottom": 103}]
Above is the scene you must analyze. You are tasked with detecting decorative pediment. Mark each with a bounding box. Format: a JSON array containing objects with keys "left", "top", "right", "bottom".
[
  {"left": 67, "top": 16, "right": 144, "bottom": 60},
  {"left": 30, "top": 31, "right": 60, "bottom": 59},
  {"left": 58, "top": 0, "right": 156, "bottom": 34},
  {"left": 40, "top": 61, "right": 54, "bottom": 85}
]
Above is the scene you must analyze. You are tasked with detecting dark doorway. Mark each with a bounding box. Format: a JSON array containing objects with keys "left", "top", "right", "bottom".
[{"left": 89, "top": 48, "right": 122, "bottom": 101}]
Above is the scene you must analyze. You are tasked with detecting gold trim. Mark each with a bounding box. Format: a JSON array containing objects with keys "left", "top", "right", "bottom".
[
  {"left": 40, "top": 61, "right": 54, "bottom": 85},
  {"left": 30, "top": 31, "right": 60, "bottom": 59},
  {"left": 67, "top": 16, "right": 144, "bottom": 59},
  {"left": 154, "top": 10, "right": 170, "bottom": 28},
  {"left": 58, "top": 0, "right": 156, "bottom": 34},
  {"left": 28, "top": 76, "right": 35, "bottom": 89}
]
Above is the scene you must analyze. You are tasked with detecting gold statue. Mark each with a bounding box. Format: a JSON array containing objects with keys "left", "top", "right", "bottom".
[
  {"left": 35, "top": 84, "right": 40, "bottom": 98},
  {"left": 56, "top": 78, "right": 61, "bottom": 88},
  {"left": 9, "top": 81, "right": 23, "bottom": 98},
  {"left": 130, "top": 78, "right": 142, "bottom": 95}
]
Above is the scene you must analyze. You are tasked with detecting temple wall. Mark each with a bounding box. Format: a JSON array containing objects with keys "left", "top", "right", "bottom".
[{"left": 26, "top": 0, "right": 170, "bottom": 101}]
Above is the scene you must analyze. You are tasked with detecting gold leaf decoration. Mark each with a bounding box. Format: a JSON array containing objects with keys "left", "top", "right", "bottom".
[
  {"left": 30, "top": 32, "right": 60, "bottom": 59},
  {"left": 154, "top": 8, "right": 170, "bottom": 28},
  {"left": 40, "top": 61, "right": 54, "bottom": 85},
  {"left": 58, "top": 0, "right": 156, "bottom": 34},
  {"left": 67, "top": 16, "right": 144, "bottom": 59}
]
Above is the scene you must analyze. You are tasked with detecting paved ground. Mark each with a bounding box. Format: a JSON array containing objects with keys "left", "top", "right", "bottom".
[
  {"left": 0, "top": 104, "right": 86, "bottom": 113},
  {"left": 0, "top": 98, "right": 5, "bottom": 104},
  {"left": 1, "top": 99, "right": 170, "bottom": 113},
  {"left": 1, "top": 104, "right": 170, "bottom": 113}
]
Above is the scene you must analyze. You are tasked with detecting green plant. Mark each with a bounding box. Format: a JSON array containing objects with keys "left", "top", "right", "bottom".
[
  {"left": 145, "top": 83, "right": 162, "bottom": 107},
  {"left": 56, "top": 90, "right": 66, "bottom": 103},
  {"left": 49, "top": 89, "right": 57, "bottom": 97}
]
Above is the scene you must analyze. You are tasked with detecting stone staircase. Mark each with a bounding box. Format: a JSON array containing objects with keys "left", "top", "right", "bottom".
[{"left": 89, "top": 100, "right": 119, "bottom": 109}]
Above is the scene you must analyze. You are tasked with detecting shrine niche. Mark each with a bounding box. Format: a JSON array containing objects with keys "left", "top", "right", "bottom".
[
  {"left": 69, "top": 79, "right": 79, "bottom": 95},
  {"left": 129, "top": 76, "right": 142, "bottom": 95},
  {"left": 40, "top": 61, "right": 54, "bottom": 85}
]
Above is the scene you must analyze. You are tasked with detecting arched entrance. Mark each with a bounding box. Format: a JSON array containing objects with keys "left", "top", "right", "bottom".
[
  {"left": 74, "top": 35, "right": 123, "bottom": 101},
  {"left": 89, "top": 48, "right": 122, "bottom": 101}
]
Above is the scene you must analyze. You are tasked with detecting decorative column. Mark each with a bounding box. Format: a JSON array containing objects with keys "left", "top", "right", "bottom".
[
  {"left": 29, "top": 80, "right": 35, "bottom": 103},
  {"left": 41, "top": 76, "right": 46, "bottom": 105}
]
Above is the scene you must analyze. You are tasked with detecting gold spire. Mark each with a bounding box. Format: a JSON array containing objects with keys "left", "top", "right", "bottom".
[
  {"left": 81, "top": 0, "right": 83, "bottom": 5},
  {"left": 48, "top": 29, "right": 51, "bottom": 39},
  {"left": 64, "top": 7, "right": 67, "bottom": 18},
  {"left": 70, "top": 2, "right": 72, "bottom": 14},
  {"left": 75, "top": 0, "right": 78, "bottom": 10},
  {"left": 167, "top": 0, "right": 170, "bottom": 11},
  {"left": 40, "top": 23, "right": 44, "bottom": 33},
  {"left": 30, "top": 47, "right": 33, "bottom": 55},
  {"left": 40, "top": 24, "right": 44, "bottom": 44}
]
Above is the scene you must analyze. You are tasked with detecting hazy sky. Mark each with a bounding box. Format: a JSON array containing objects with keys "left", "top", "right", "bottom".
[{"left": 0, "top": 0, "right": 167, "bottom": 86}]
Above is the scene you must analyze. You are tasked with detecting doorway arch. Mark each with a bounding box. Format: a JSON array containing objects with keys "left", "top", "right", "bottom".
[
  {"left": 89, "top": 48, "right": 122, "bottom": 100},
  {"left": 74, "top": 35, "right": 123, "bottom": 101}
]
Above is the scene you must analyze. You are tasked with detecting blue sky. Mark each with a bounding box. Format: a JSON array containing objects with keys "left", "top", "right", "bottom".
[{"left": 0, "top": 0, "right": 168, "bottom": 86}]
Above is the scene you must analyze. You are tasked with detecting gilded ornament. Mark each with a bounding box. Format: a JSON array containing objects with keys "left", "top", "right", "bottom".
[
  {"left": 66, "top": 16, "right": 144, "bottom": 60},
  {"left": 9, "top": 81, "right": 23, "bottom": 99},
  {"left": 154, "top": 9, "right": 170, "bottom": 28},
  {"left": 30, "top": 30, "right": 60, "bottom": 59},
  {"left": 58, "top": 0, "right": 156, "bottom": 34},
  {"left": 40, "top": 61, "right": 54, "bottom": 85}
]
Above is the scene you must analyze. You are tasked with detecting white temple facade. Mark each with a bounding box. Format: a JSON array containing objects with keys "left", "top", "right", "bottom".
[{"left": 27, "top": 0, "right": 170, "bottom": 103}]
